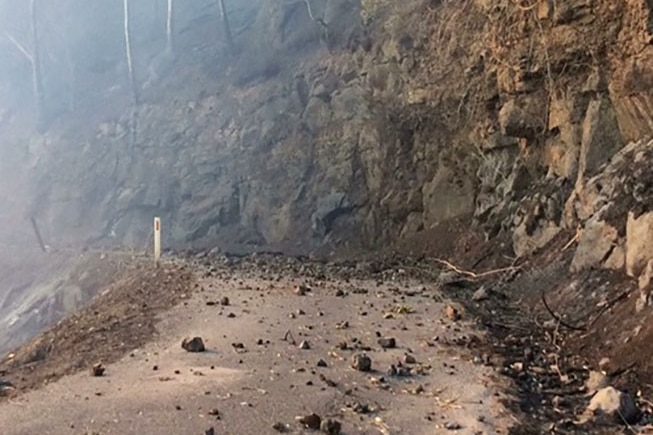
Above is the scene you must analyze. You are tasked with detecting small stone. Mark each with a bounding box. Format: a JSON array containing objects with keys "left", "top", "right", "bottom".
[
  {"left": 272, "top": 422, "right": 289, "bottom": 432},
  {"left": 335, "top": 289, "right": 345, "bottom": 297},
  {"left": 295, "top": 284, "right": 310, "bottom": 296},
  {"left": 208, "top": 408, "right": 221, "bottom": 418},
  {"left": 388, "top": 364, "right": 411, "bottom": 377},
  {"left": 542, "top": 319, "right": 557, "bottom": 330},
  {"left": 598, "top": 357, "right": 612, "bottom": 372},
  {"left": 320, "top": 418, "right": 342, "bottom": 434},
  {"left": 299, "top": 340, "right": 311, "bottom": 350},
  {"left": 205, "top": 428, "right": 215, "bottom": 435},
  {"left": 351, "top": 354, "right": 372, "bottom": 372},
  {"left": 91, "top": 363, "right": 105, "bottom": 377},
  {"left": 181, "top": 337, "right": 206, "bottom": 353},
  {"left": 297, "top": 413, "right": 321, "bottom": 429},
  {"left": 586, "top": 386, "right": 640, "bottom": 424},
  {"left": 220, "top": 296, "right": 230, "bottom": 306},
  {"left": 586, "top": 370, "right": 608, "bottom": 395},
  {"left": 444, "top": 422, "right": 462, "bottom": 430},
  {"left": 404, "top": 354, "right": 417, "bottom": 364},
  {"left": 472, "top": 286, "right": 489, "bottom": 302},
  {"left": 227, "top": 312, "right": 236, "bottom": 318},
  {"left": 445, "top": 305, "right": 461, "bottom": 321},
  {"left": 319, "top": 374, "right": 337, "bottom": 387},
  {"left": 351, "top": 402, "right": 371, "bottom": 414},
  {"left": 377, "top": 337, "right": 396, "bottom": 349},
  {"left": 412, "top": 384, "right": 425, "bottom": 394},
  {"left": 317, "top": 359, "right": 328, "bottom": 367}
]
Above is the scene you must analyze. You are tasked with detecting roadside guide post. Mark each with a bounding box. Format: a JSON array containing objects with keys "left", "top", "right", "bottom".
[{"left": 154, "top": 217, "right": 161, "bottom": 265}]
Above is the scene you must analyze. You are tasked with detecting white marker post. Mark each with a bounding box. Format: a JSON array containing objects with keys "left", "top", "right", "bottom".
[{"left": 154, "top": 217, "right": 161, "bottom": 265}]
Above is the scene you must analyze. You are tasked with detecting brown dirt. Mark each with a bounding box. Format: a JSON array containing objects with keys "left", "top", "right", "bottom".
[{"left": 0, "top": 261, "right": 194, "bottom": 393}]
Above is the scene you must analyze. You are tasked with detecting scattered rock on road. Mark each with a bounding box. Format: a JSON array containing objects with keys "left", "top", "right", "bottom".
[
  {"left": 299, "top": 340, "right": 311, "bottom": 350},
  {"left": 297, "top": 413, "right": 322, "bottom": 429},
  {"left": 320, "top": 418, "right": 342, "bottom": 434},
  {"left": 0, "top": 379, "right": 15, "bottom": 395},
  {"left": 272, "top": 422, "right": 289, "bottom": 432},
  {"left": 351, "top": 354, "right": 372, "bottom": 372},
  {"left": 444, "top": 421, "right": 462, "bottom": 430},
  {"left": 403, "top": 354, "right": 416, "bottom": 364},
  {"left": 377, "top": 337, "right": 396, "bottom": 349},
  {"left": 91, "top": 363, "right": 105, "bottom": 377},
  {"left": 294, "top": 284, "right": 310, "bottom": 296},
  {"left": 220, "top": 296, "right": 230, "bottom": 306},
  {"left": 182, "top": 337, "right": 206, "bottom": 353}
]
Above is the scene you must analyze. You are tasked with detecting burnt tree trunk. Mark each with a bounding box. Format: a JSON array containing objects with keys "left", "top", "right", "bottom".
[
  {"left": 217, "top": 0, "right": 234, "bottom": 54},
  {"left": 166, "top": 0, "right": 174, "bottom": 52},
  {"left": 29, "top": 0, "right": 45, "bottom": 128},
  {"left": 123, "top": 0, "right": 139, "bottom": 105}
]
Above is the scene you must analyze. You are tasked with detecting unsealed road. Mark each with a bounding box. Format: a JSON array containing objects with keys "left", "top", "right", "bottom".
[{"left": 0, "top": 259, "right": 512, "bottom": 434}]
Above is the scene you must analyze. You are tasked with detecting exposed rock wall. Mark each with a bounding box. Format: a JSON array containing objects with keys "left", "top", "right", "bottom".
[{"left": 13, "top": 0, "right": 653, "bottom": 258}]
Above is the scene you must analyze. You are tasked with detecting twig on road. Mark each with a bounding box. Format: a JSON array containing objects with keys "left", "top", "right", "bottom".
[{"left": 435, "top": 258, "right": 521, "bottom": 279}]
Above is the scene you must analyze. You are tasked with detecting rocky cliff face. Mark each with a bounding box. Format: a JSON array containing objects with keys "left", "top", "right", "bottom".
[{"left": 6, "top": 0, "right": 653, "bottom": 259}]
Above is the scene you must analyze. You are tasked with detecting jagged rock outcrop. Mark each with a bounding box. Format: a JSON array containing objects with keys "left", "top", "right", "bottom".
[{"left": 2, "top": 0, "right": 653, "bottom": 259}]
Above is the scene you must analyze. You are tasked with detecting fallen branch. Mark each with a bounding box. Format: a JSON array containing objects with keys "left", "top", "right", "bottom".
[
  {"left": 435, "top": 258, "right": 521, "bottom": 279},
  {"left": 561, "top": 227, "right": 581, "bottom": 252},
  {"left": 541, "top": 289, "right": 586, "bottom": 331}
]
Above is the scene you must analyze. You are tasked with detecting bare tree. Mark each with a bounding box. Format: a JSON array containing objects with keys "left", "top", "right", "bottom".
[
  {"left": 217, "top": 0, "right": 234, "bottom": 54},
  {"left": 303, "top": 0, "right": 329, "bottom": 45},
  {"left": 30, "top": 0, "right": 45, "bottom": 127},
  {"left": 3, "top": 0, "right": 46, "bottom": 128},
  {"left": 166, "top": 0, "right": 174, "bottom": 53},
  {"left": 123, "top": 0, "right": 138, "bottom": 105}
]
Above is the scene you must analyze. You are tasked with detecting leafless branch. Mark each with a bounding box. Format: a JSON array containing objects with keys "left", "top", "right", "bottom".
[
  {"left": 435, "top": 258, "right": 521, "bottom": 279},
  {"left": 4, "top": 31, "right": 33, "bottom": 62}
]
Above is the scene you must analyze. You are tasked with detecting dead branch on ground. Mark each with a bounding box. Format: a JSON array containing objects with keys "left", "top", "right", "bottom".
[{"left": 434, "top": 258, "right": 521, "bottom": 279}]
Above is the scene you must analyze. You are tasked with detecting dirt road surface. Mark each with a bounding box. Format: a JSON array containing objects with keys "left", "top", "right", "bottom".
[{"left": 0, "top": 256, "right": 512, "bottom": 434}]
